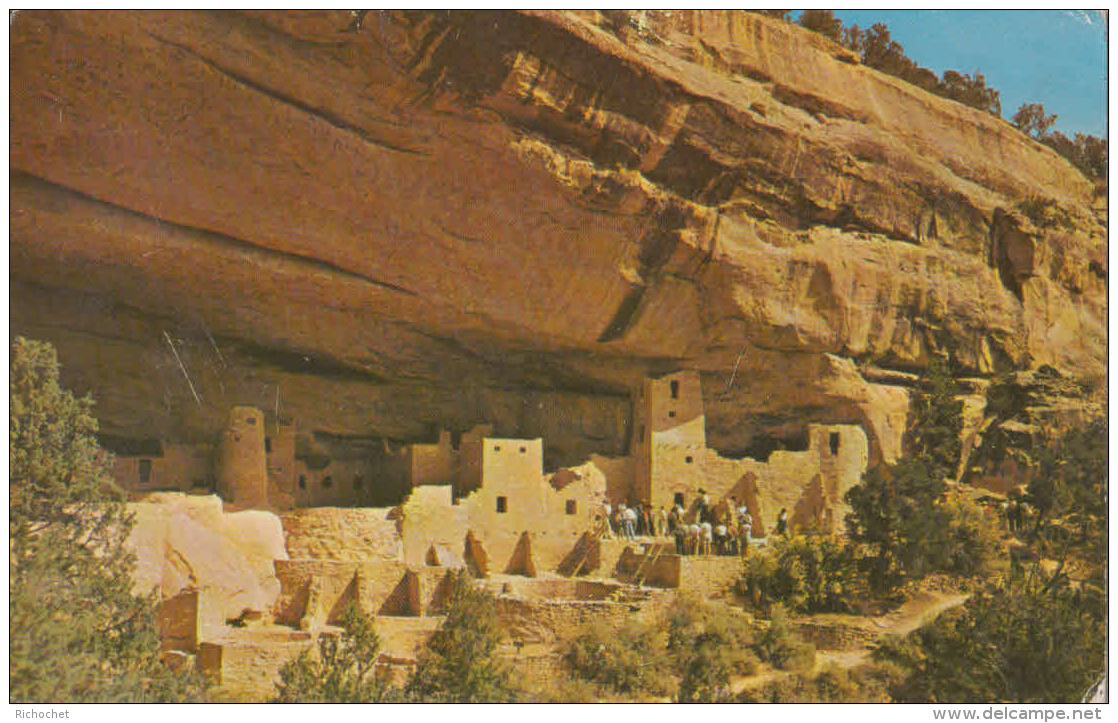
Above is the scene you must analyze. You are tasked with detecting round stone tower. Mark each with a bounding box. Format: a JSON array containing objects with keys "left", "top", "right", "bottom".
[{"left": 216, "top": 405, "right": 269, "bottom": 509}]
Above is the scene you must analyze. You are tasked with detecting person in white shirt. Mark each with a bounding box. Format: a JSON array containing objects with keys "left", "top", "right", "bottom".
[{"left": 699, "top": 521, "right": 713, "bottom": 555}]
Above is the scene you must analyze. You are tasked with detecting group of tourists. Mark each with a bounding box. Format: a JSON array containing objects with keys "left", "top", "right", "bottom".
[
  {"left": 599, "top": 490, "right": 792, "bottom": 557},
  {"left": 1001, "top": 495, "right": 1033, "bottom": 533}
]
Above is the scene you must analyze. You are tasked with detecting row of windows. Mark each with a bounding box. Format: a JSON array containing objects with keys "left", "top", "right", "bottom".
[
  {"left": 493, "top": 496, "right": 578, "bottom": 515},
  {"left": 297, "top": 474, "right": 363, "bottom": 491},
  {"left": 492, "top": 445, "right": 529, "bottom": 453}
]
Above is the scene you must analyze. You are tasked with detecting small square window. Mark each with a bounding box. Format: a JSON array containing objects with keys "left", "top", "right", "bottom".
[
  {"left": 565, "top": 500, "right": 577, "bottom": 515},
  {"left": 519, "top": 446, "right": 527, "bottom": 453},
  {"left": 685, "top": 456, "right": 693, "bottom": 464},
  {"left": 668, "top": 411, "right": 676, "bottom": 418},
  {"left": 322, "top": 476, "right": 333, "bottom": 489},
  {"left": 496, "top": 496, "right": 507, "bottom": 513},
  {"left": 246, "top": 416, "right": 256, "bottom": 426},
  {"left": 298, "top": 475, "right": 307, "bottom": 490},
  {"left": 494, "top": 445, "right": 501, "bottom": 452},
  {"left": 674, "top": 492, "right": 685, "bottom": 507}
]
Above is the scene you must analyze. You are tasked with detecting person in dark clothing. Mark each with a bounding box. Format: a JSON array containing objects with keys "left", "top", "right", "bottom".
[
  {"left": 776, "top": 508, "right": 789, "bottom": 536},
  {"left": 673, "top": 523, "right": 688, "bottom": 555}
]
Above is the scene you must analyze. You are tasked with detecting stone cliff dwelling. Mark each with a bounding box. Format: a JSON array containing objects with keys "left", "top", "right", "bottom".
[{"left": 119, "top": 370, "right": 869, "bottom": 693}]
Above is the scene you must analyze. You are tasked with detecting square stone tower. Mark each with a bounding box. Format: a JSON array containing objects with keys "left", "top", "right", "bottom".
[{"left": 630, "top": 370, "right": 706, "bottom": 505}]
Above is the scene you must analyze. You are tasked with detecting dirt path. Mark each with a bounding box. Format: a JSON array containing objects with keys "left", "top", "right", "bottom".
[{"left": 731, "top": 590, "right": 969, "bottom": 693}]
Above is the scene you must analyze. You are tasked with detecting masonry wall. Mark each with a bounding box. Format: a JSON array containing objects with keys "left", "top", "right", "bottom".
[
  {"left": 632, "top": 371, "right": 707, "bottom": 504},
  {"left": 615, "top": 546, "right": 682, "bottom": 588},
  {"left": 494, "top": 597, "right": 638, "bottom": 644},
  {"left": 398, "top": 485, "right": 470, "bottom": 568},
  {"left": 216, "top": 406, "right": 269, "bottom": 508},
  {"left": 455, "top": 425, "right": 493, "bottom": 497},
  {"left": 265, "top": 423, "right": 297, "bottom": 510},
  {"left": 677, "top": 556, "right": 745, "bottom": 599},
  {"left": 113, "top": 443, "right": 212, "bottom": 495},
  {"left": 407, "top": 430, "right": 457, "bottom": 487},
  {"left": 587, "top": 454, "right": 634, "bottom": 506},
  {"left": 281, "top": 507, "right": 402, "bottom": 561},
  {"left": 273, "top": 559, "right": 455, "bottom": 626},
  {"left": 293, "top": 458, "right": 381, "bottom": 508}
]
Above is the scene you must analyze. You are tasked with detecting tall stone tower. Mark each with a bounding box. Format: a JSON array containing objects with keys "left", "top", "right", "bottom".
[
  {"left": 216, "top": 406, "right": 270, "bottom": 509},
  {"left": 630, "top": 370, "right": 706, "bottom": 506}
]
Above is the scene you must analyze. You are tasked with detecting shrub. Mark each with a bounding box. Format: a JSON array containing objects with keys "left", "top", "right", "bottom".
[
  {"left": 405, "top": 571, "right": 516, "bottom": 702},
  {"left": 933, "top": 493, "right": 1003, "bottom": 577},
  {"left": 754, "top": 605, "right": 816, "bottom": 673},
  {"left": 274, "top": 605, "right": 395, "bottom": 703},
  {"left": 739, "top": 663, "right": 899, "bottom": 703},
  {"left": 741, "top": 533, "right": 864, "bottom": 613},
  {"left": 666, "top": 597, "right": 762, "bottom": 703},
  {"left": 564, "top": 619, "right": 673, "bottom": 697}
]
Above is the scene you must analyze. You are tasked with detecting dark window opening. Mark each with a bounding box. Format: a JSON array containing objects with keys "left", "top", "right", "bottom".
[
  {"left": 674, "top": 492, "right": 685, "bottom": 508},
  {"left": 354, "top": 475, "right": 363, "bottom": 490},
  {"left": 668, "top": 411, "right": 676, "bottom": 419},
  {"left": 519, "top": 446, "right": 527, "bottom": 453},
  {"left": 138, "top": 459, "right": 152, "bottom": 484},
  {"left": 246, "top": 416, "right": 256, "bottom": 426},
  {"left": 670, "top": 380, "right": 680, "bottom": 399},
  {"left": 565, "top": 500, "right": 577, "bottom": 515},
  {"left": 685, "top": 456, "right": 693, "bottom": 464},
  {"left": 265, "top": 437, "right": 272, "bottom": 453},
  {"left": 493, "top": 445, "right": 501, "bottom": 452},
  {"left": 638, "top": 425, "right": 645, "bottom": 443},
  {"left": 829, "top": 432, "right": 841, "bottom": 455},
  {"left": 298, "top": 475, "right": 307, "bottom": 490},
  {"left": 496, "top": 496, "right": 508, "bottom": 513},
  {"left": 322, "top": 476, "right": 333, "bottom": 489}
]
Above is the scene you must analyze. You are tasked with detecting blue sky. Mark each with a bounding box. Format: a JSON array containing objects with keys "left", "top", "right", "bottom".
[{"left": 815, "top": 10, "right": 1108, "bottom": 138}]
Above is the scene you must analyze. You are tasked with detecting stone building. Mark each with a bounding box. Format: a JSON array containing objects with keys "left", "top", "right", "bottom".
[
  {"left": 106, "top": 437, "right": 214, "bottom": 495},
  {"left": 630, "top": 370, "right": 869, "bottom": 535}
]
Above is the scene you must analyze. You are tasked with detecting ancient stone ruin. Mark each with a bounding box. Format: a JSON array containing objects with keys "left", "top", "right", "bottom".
[{"left": 120, "top": 370, "right": 867, "bottom": 697}]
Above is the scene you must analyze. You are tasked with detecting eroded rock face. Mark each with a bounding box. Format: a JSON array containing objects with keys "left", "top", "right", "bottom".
[
  {"left": 128, "top": 493, "right": 287, "bottom": 640},
  {"left": 9, "top": 10, "right": 1105, "bottom": 468}
]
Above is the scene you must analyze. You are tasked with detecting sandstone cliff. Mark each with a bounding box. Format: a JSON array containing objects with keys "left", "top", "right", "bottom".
[{"left": 9, "top": 10, "right": 1106, "bottom": 467}]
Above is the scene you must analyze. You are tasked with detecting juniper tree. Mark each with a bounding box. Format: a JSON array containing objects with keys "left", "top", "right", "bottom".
[
  {"left": 274, "top": 605, "right": 394, "bottom": 703},
  {"left": 9, "top": 337, "right": 202, "bottom": 703},
  {"left": 405, "top": 571, "right": 516, "bottom": 702}
]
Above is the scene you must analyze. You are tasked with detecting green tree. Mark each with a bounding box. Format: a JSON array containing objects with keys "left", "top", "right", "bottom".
[
  {"left": 405, "top": 571, "right": 516, "bottom": 702},
  {"left": 798, "top": 9, "right": 844, "bottom": 42},
  {"left": 906, "top": 357, "right": 964, "bottom": 482},
  {"left": 274, "top": 605, "right": 394, "bottom": 703},
  {"left": 9, "top": 337, "right": 203, "bottom": 702},
  {"left": 1011, "top": 102, "right": 1058, "bottom": 139},
  {"left": 741, "top": 533, "right": 864, "bottom": 613},
  {"left": 1028, "top": 418, "right": 1107, "bottom": 575},
  {"left": 876, "top": 565, "right": 1106, "bottom": 703},
  {"left": 845, "top": 458, "right": 944, "bottom": 588}
]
